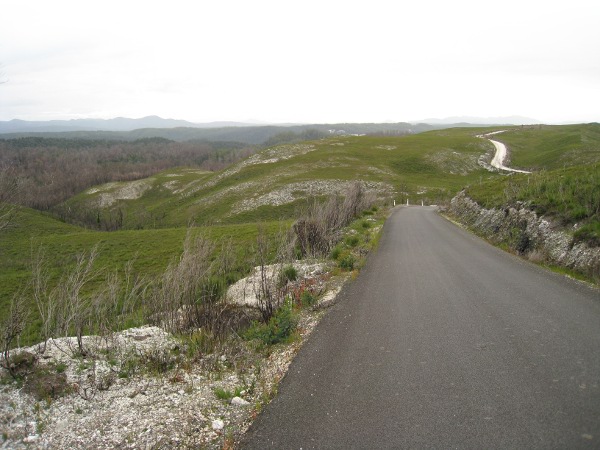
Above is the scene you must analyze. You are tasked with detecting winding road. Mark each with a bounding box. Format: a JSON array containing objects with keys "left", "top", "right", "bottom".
[
  {"left": 480, "top": 131, "right": 531, "bottom": 174},
  {"left": 242, "top": 206, "right": 600, "bottom": 449}
]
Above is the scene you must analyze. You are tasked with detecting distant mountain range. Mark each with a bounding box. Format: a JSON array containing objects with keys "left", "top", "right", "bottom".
[
  {"left": 0, "top": 116, "right": 269, "bottom": 134},
  {"left": 411, "top": 115, "right": 541, "bottom": 125},
  {"left": 0, "top": 118, "right": 438, "bottom": 144},
  {"left": 0, "top": 115, "right": 547, "bottom": 135}
]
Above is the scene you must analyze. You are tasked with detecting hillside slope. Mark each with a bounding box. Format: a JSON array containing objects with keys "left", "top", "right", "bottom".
[{"left": 58, "top": 132, "right": 496, "bottom": 229}]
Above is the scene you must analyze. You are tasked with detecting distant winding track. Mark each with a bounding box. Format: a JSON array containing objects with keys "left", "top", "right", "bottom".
[
  {"left": 242, "top": 206, "right": 600, "bottom": 449},
  {"left": 479, "top": 131, "right": 531, "bottom": 173}
]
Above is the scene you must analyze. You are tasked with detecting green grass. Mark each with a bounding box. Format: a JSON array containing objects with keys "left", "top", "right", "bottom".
[{"left": 0, "top": 205, "right": 290, "bottom": 344}]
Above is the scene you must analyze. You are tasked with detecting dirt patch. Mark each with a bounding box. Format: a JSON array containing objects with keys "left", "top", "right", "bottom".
[
  {"left": 92, "top": 179, "right": 152, "bottom": 207},
  {"left": 231, "top": 180, "right": 393, "bottom": 215}
]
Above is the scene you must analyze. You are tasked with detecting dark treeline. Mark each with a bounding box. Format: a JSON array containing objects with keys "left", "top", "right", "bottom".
[{"left": 0, "top": 137, "right": 256, "bottom": 210}]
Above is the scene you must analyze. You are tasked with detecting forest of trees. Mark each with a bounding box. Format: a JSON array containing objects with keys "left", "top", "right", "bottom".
[{"left": 0, "top": 137, "right": 256, "bottom": 211}]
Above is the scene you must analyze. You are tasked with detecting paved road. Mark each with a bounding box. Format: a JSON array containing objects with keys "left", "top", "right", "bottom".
[{"left": 242, "top": 207, "right": 600, "bottom": 449}]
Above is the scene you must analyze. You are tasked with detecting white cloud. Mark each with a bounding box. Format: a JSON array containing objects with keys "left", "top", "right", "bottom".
[{"left": 1, "top": 0, "right": 599, "bottom": 123}]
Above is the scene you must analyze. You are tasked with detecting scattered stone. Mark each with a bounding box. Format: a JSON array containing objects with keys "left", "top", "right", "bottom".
[
  {"left": 212, "top": 419, "right": 224, "bottom": 431},
  {"left": 231, "top": 397, "right": 250, "bottom": 406}
]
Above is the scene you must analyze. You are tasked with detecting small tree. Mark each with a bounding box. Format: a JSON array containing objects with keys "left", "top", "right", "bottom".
[
  {"left": 0, "top": 293, "right": 30, "bottom": 377},
  {"left": 52, "top": 246, "right": 99, "bottom": 356}
]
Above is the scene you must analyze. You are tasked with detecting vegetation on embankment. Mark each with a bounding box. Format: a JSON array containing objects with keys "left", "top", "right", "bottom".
[
  {"left": 0, "top": 189, "right": 386, "bottom": 449},
  {"left": 0, "top": 209, "right": 286, "bottom": 345},
  {"left": 465, "top": 162, "right": 600, "bottom": 246},
  {"left": 446, "top": 160, "right": 600, "bottom": 283}
]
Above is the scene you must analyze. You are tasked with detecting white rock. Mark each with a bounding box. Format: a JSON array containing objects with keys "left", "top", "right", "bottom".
[
  {"left": 231, "top": 396, "right": 250, "bottom": 406},
  {"left": 211, "top": 419, "right": 224, "bottom": 431},
  {"left": 23, "top": 435, "right": 39, "bottom": 443}
]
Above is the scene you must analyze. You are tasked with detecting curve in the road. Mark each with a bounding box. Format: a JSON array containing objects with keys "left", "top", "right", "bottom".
[
  {"left": 242, "top": 206, "right": 600, "bottom": 449},
  {"left": 478, "top": 131, "right": 531, "bottom": 174}
]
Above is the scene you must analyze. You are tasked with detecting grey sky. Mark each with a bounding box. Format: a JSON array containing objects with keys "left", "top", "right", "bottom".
[{"left": 1, "top": 0, "right": 599, "bottom": 124}]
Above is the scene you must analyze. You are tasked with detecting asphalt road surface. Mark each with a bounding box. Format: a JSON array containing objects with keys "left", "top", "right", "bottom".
[{"left": 242, "top": 206, "right": 600, "bottom": 449}]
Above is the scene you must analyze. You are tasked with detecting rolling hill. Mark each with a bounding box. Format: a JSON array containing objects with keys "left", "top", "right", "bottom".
[
  {"left": 55, "top": 124, "right": 600, "bottom": 232},
  {"left": 57, "top": 130, "right": 497, "bottom": 229}
]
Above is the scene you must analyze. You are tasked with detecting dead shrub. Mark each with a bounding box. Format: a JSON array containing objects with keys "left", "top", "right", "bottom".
[
  {"left": 251, "top": 226, "right": 296, "bottom": 322},
  {"left": 294, "top": 182, "right": 375, "bottom": 257},
  {"left": 0, "top": 293, "right": 30, "bottom": 378}
]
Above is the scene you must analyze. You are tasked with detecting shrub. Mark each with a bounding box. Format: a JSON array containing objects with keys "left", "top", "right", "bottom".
[
  {"left": 244, "top": 301, "right": 297, "bottom": 346},
  {"left": 293, "top": 182, "right": 375, "bottom": 257},
  {"left": 300, "top": 291, "right": 316, "bottom": 307},
  {"left": 214, "top": 386, "right": 243, "bottom": 401},
  {"left": 330, "top": 245, "right": 342, "bottom": 260},
  {"left": 339, "top": 255, "right": 355, "bottom": 271},
  {"left": 574, "top": 221, "right": 600, "bottom": 247},
  {"left": 181, "top": 329, "right": 218, "bottom": 360},
  {"left": 214, "top": 387, "right": 234, "bottom": 400},
  {"left": 279, "top": 265, "right": 298, "bottom": 287},
  {"left": 345, "top": 235, "right": 360, "bottom": 247},
  {"left": 23, "top": 367, "right": 70, "bottom": 401}
]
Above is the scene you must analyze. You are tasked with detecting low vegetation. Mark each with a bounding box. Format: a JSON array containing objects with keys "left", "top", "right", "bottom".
[{"left": 0, "top": 182, "right": 378, "bottom": 351}]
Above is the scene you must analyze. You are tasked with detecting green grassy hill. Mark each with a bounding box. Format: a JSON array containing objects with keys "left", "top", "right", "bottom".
[
  {"left": 58, "top": 131, "right": 500, "bottom": 229},
  {"left": 488, "top": 123, "right": 600, "bottom": 170},
  {"left": 58, "top": 124, "right": 600, "bottom": 231}
]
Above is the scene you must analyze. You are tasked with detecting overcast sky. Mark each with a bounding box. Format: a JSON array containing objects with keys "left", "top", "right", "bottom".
[{"left": 1, "top": 0, "right": 599, "bottom": 124}]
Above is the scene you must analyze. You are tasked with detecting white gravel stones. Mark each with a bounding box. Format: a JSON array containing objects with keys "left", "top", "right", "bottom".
[
  {"left": 226, "top": 261, "right": 327, "bottom": 308},
  {"left": 0, "top": 269, "right": 348, "bottom": 448},
  {"left": 211, "top": 419, "right": 225, "bottom": 431},
  {"left": 231, "top": 397, "right": 250, "bottom": 406}
]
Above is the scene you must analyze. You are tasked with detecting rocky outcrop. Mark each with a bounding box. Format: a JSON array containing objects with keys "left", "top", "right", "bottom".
[{"left": 447, "top": 191, "right": 600, "bottom": 281}]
